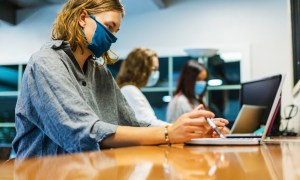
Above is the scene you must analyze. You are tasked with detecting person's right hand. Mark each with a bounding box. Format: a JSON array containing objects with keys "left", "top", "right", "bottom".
[{"left": 168, "top": 110, "right": 215, "bottom": 144}]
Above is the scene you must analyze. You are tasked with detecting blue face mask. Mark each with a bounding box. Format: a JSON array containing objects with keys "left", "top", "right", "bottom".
[
  {"left": 84, "top": 15, "right": 117, "bottom": 58},
  {"left": 146, "top": 71, "right": 160, "bottom": 87},
  {"left": 195, "top": 81, "right": 207, "bottom": 96}
]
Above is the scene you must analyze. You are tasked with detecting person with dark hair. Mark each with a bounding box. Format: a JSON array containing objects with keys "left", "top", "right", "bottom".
[
  {"left": 167, "top": 60, "right": 209, "bottom": 123},
  {"left": 116, "top": 47, "right": 168, "bottom": 126}
]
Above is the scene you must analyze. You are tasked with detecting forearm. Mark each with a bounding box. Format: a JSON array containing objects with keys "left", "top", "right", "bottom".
[
  {"left": 100, "top": 110, "right": 224, "bottom": 148},
  {"left": 100, "top": 126, "right": 166, "bottom": 148}
]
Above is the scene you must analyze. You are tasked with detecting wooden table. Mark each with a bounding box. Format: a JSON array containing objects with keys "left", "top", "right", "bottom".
[{"left": 1, "top": 139, "right": 300, "bottom": 180}]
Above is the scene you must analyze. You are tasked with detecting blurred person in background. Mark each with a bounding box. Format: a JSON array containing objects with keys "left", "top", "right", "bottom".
[
  {"left": 167, "top": 60, "right": 209, "bottom": 123},
  {"left": 116, "top": 47, "right": 169, "bottom": 126}
]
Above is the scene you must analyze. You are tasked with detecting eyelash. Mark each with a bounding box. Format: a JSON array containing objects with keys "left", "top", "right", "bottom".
[{"left": 106, "top": 25, "right": 113, "bottom": 32}]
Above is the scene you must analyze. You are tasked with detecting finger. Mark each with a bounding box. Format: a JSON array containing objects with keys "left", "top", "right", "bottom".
[
  {"left": 193, "top": 104, "right": 204, "bottom": 111},
  {"left": 214, "top": 126, "right": 230, "bottom": 134},
  {"left": 187, "top": 118, "right": 213, "bottom": 132},
  {"left": 213, "top": 118, "right": 229, "bottom": 125},
  {"left": 188, "top": 110, "right": 215, "bottom": 119},
  {"left": 185, "top": 126, "right": 208, "bottom": 133},
  {"left": 213, "top": 121, "right": 226, "bottom": 127},
  {"left": 186, "top": 118, "right": 208, "bottom": 126},
  {"left": 212, "top": 131, "right": 226, "bottom": 138},
  {"left": 219, "top": 126, "right": 230, "bottom": 134},
  {"left": 212, "top": 132, "right": 222, "bottom": 138}
]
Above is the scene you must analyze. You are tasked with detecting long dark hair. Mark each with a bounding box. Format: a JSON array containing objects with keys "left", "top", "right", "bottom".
[{"left": 174, "top": 60, "right": 208, "bottom": 108}]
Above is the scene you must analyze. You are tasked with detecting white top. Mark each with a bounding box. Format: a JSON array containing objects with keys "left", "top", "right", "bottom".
[
  {"left": 120, "top": 85, "right": 169, "bottom": 126},
  {"left": 167, "top": 94, "right": 200, "bottom": 123}
]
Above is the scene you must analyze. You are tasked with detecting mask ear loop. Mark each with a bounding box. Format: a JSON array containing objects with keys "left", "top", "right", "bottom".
[
  {"left": 81, "top": 26, "right": 101, "bottom": 65},
  {"left": 81, "top": 27, "right": 88, "bottom": 42}
]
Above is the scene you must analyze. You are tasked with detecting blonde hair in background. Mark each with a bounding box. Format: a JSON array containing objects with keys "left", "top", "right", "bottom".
[
  {"left": 116, "top": 48, "right": 157, "bottom": 88},
  {"left": 51, "top": 0, "right": 124, "bottom": 64}
]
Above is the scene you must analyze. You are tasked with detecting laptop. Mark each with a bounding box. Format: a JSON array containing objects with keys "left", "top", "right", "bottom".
[
  {"left": 226, "top": 104, "right": 266, "bottom": 137},
  {"left": 185, "top": 74, "right": 284, "bottom": 145}
]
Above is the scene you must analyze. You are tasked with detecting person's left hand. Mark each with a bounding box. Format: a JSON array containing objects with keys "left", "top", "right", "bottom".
[
  {"left": 205, "top": 118, "right": 230, "bottom": 138},
  {"left": 193, "top": 105, "right": 230, "bottom": 138}
]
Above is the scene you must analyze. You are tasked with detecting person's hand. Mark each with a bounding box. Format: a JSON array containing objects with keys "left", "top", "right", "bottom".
[
  {"left": 168, "top": 110, "right": 214, "bottom": 144},
  {"left": 193, "top": 104, "right": 230, "bottom": 138},
  {"left": 209, "top": 118, "right": 230, "bottom": 138}
]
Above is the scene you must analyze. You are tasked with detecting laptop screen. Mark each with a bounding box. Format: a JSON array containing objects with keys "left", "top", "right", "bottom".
[{"left": 241, "top": 75, "right": 282, "bottom": 125}]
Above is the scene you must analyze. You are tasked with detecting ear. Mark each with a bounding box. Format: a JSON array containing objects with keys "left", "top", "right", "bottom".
[{"left": 78, "top": 10, "right": 88, "bottom": 28}]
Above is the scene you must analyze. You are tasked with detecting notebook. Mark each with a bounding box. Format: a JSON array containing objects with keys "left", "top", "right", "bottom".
[{"left": 185, "top": 74, "right": 284, "bottom": 145}]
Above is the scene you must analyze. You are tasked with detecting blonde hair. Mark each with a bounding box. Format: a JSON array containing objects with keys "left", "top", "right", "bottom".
[
  {"left": 51, "top": 0, "right": 124, "bottom": 64},
  {"left": 116, "top": 48, "right": 157, "bottom": 88}
]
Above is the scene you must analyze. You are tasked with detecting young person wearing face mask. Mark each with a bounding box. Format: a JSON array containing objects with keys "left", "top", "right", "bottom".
[
  {"left": 116, "top": 48, "right": 169, "bottom": 126},
  {"left": 12, "top": 0, "right": 229, "bottom": 159},
  {"left": 167, "top": 60, "right": 209, "bottom": 123}
]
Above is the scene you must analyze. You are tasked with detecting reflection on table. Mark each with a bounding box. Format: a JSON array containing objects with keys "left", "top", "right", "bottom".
[{"left": 1, "top": 140, "right": 300, "bottom": 180}]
